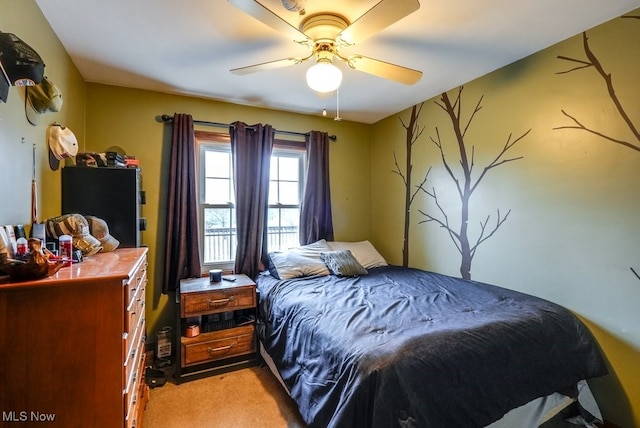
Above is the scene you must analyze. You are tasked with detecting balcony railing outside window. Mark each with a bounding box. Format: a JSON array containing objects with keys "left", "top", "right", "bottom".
[{"left": 203, "top": 226, "right": 299, "bottom": 263}]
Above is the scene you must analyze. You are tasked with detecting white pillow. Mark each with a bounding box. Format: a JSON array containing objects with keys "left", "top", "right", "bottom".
[
  {"left": 267, "top": 239, "right": 331, "bottom": 279},
  {"left": 326, "top": 240, "right": 387, "bottom": 269},
  {"left": 292, "top": 239, "right": 330, "bottom": 256}
]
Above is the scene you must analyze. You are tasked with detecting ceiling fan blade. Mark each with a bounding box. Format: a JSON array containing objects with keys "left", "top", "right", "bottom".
[
  {"left": 346, "top": 55, "right": 422, "bottom": 85},
  {"left": 338, "top": 0, "right": 420, "bottom": 46},
  {"left": 228, "top": 0, "right": 310, "bottom": 44},
  {"left": 230, "top": 57, "right": 303, "bottom": 75}
]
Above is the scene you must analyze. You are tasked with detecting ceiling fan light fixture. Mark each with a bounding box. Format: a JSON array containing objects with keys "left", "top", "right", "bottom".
[{"left": 306, "top": 60, "right": 342, "bottom": 93}]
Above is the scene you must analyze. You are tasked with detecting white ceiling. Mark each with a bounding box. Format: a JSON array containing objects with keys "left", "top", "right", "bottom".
[{"left": 35, "top": 0, "right": 640, "bottom": 124}]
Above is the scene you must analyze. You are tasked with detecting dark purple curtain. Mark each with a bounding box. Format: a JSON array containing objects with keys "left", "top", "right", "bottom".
[
  {"left": 231, "top": 122, "right": 273, "bottom": 279},
  {"left": 300, "top": 130, "right": 334, "bottom": 245},
  {"left": 162, "top": 113, "right": 202, "bottom": 293}
]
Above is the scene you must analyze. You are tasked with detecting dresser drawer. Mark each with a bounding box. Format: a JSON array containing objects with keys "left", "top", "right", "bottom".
[
  {"left": 125, "top": 381, "right": 147, "bottom": 428},
  {"left": 125, "top": 284, "right": 144, "bottom": 332},
  {"left": 124, "top": 330, "right": 146, "bottom": 427},
  {"left": 125, "top": 256, "right": 147, "bottom": 309},
  {"left": 124, "top": 320, "right": 146, "bottom": 394},
  {"left": 181, "top": 324, "right": 255, "bottom": 366},
  {"left": 181, "top": 285, "right": 255, "bottom": 317},
  {"left": 125, "top": 373, "right": 141, "bottom": 428},
  {"left": 124, "top": 285, "right": 145, "bottom": 359}
]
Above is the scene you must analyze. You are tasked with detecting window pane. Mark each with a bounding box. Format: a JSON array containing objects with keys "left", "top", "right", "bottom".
[
  {"left": 267, "top": 207, "right": 299, "bottom": 252},
  {"left": 267, "top": 208, "right": 279, "bottom": 228},
  {"left": 269, "top": 156, "right": 278, "bottom": 181},
  {"left": 268, "top": 179, "right": 278, "bottom": 205},
  {"left": 205, "top": 178, "right": 231, "bottom": 204},
  {"left": 203, "top": 208, "right": 236, "bottom": 263},
  {"left": 278, "top": 157, "right": 299, "bottom": 181},
  {"left": 279, "top": 181, "right": 299, "bottom": 205},
  {"left": 205, "top": 151, "right": 230, "bottom": 178},
  {"left": 280, "top": 208, "right": 299, "bottom": 227},
  {"left": 269, "top": 155, "right": 300, "bottom": 205},
  {"left": 203, "top": 149, "right": 234, "bottom": 204}
]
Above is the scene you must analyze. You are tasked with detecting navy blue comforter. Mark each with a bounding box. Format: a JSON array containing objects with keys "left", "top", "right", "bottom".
[{"left": 256, "top": 266, "right": 607, "bottom": 428}]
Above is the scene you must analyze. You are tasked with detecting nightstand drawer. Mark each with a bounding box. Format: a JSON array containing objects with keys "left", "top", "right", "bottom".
[
  {"left": 181, "top": 325, "right": 256, "bottom": 366},
  {"left": 181, "top": 285, "right": 255, "bottom": 317}
]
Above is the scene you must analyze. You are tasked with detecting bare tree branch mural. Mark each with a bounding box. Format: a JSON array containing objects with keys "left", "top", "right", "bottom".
[
  {"left": 418, "top": 87, "right": 530, "bottom": 280},
  {"left": 392, "top": 103, "right": 429, "bottom": 267},
  {"left": 556, "top": 22, "right": 640, "bottom": 282},
  {"left": 555, "top": 32, "right": 640, "bottom": 152}
]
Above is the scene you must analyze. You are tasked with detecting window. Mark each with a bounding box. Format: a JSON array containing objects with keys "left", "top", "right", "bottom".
[
  {"left": 268, "top": 151, "right": 304, "bottom": 252},
  {"left": 196, "top": 131, "right": 305, "bottom": 271},
  {"left": 197, "top": 132, "right": 235, "bottom": 269}
]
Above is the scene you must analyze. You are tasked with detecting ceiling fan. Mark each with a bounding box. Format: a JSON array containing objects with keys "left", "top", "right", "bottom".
[{"left": 228, "top": 0, "right": 423, "bottom": 92}]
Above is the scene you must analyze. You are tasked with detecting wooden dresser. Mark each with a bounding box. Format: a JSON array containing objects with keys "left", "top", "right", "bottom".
[{"left": 0, "top": 248, "right": 149, "bottom": 428}]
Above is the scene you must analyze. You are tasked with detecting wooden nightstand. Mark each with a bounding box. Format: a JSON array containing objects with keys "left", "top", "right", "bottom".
[{"left": 175, "top": 274, "right": 258, "bottom": 382}]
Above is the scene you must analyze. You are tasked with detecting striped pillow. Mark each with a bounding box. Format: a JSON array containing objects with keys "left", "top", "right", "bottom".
[{"left": 320, "top": 250, "right": 368, "bottom": 277}]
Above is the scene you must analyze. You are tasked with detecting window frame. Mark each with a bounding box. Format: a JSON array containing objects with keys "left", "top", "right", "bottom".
[
  {"left": 195, "top": 130, "right": 306, "bottom": 273},
  {"left": 267, "top": 147, "right": 306, "bottom": 253},
  {"left": 196, "top": 131, "right": 235, "bottom": 272}
]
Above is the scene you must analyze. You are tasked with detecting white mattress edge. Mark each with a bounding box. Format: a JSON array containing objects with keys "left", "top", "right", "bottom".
[{"left": 260, "top": 341, "right": 290, "bottom": 395}]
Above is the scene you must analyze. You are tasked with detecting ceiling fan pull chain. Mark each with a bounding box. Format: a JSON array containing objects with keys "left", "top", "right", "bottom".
[{"left": 335, "top": 89, "right": 342, "bottom": 122}]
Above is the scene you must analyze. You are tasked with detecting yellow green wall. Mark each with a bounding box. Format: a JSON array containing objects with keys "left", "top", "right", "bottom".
[
  {"left": 371, "top": 12, "right": 640, "bottom": 426},
  {"left": 0, "top": 0, "right": 85, "bottom": 224}
]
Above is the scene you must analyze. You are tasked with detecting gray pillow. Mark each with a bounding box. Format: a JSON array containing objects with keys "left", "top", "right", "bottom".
[{"left": 320, "top": 250, "right": 368, "bottom": 277}]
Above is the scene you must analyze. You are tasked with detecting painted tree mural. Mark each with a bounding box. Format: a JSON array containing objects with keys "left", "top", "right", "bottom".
[
  {"left": 555, "top": 32, "right": 640, "bottom": 153},
  {"left": 556, "top": 16, "right": 640, "bottom": 281},
  {"left": 392, "top": 103, "right": 429, "bottom": 267},
  {"left": 419, "top": 87, "right": 530, "bottom": 280}
]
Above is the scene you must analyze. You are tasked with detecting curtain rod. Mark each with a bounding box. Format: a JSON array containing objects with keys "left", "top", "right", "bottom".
[{"left": 159, "top": 114, "right": 337, "bottom": 141}]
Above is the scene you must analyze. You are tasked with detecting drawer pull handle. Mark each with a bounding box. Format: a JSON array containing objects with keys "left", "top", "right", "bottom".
[
  {"left": 207, "top": 343, "right": 235, "bottom": 353},
  {"left": 206, "top": 296, "right": 234, "bottom": 306}
]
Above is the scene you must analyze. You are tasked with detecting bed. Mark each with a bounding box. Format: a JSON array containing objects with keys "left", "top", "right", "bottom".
[{"left": 256, "top": 240, "right": 608, "bottom": 428}]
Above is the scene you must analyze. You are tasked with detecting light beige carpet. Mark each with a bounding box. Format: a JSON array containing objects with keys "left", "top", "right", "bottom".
[
  {"left": 143, "top": 365, "right": 307, "bottom": 428},
  {"left": 143, "top": 366, "right": 602, "bottom": 428}
]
